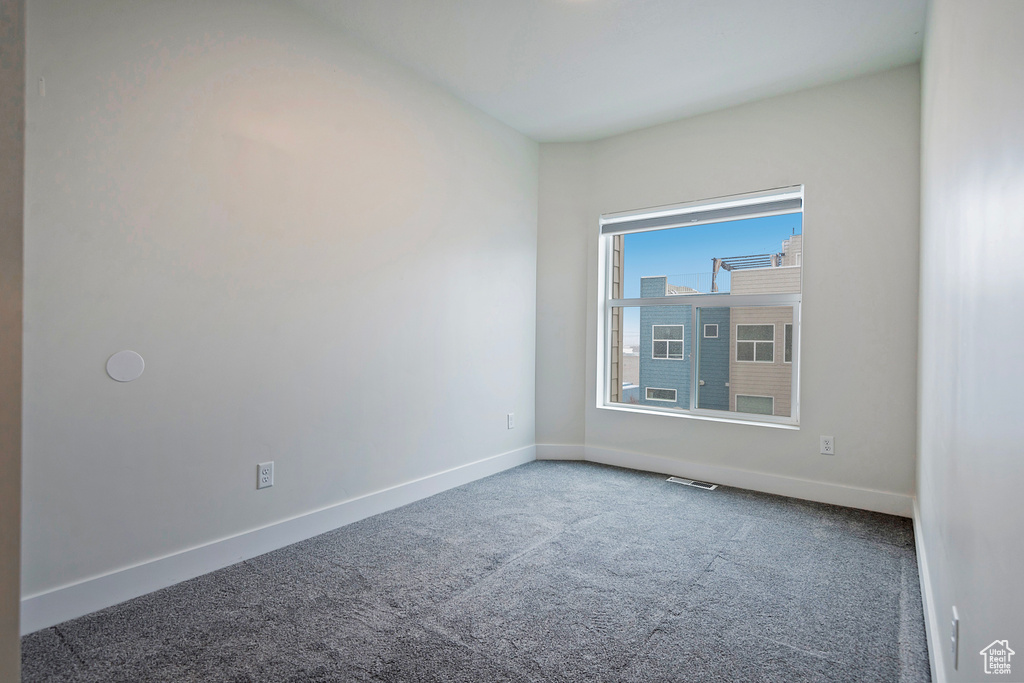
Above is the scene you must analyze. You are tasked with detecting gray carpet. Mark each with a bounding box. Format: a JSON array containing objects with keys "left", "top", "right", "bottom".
[{"left": 22, "top": 461, "right": 931, "bottom": 682}]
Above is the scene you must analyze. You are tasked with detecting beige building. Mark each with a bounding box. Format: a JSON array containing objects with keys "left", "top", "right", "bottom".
[{"left": 728, "top": 235, "right": 801, "bottom": 417}]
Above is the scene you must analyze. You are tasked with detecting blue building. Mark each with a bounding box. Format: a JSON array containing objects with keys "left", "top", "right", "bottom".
[
  {"left": 638, "top": 276, "right": 691, "bottom": 409},
  {"left": 637, "top": 278, "right": 731, "bottom": 412},
  {"left": 696, "top": 307, "right": 730, "bottom": 411}
]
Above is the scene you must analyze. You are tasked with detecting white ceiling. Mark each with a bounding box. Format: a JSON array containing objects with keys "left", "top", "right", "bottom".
[{"left": 291, "top": 0, "right": 927, "bottom": 142}]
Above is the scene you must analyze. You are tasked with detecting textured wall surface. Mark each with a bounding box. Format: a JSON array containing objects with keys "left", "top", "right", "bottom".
[
  {"left": 696, "top": 307, "right": 729, "bottom": 411},
  {"left": 729, "top": 307, "right": 794, "bottom": 417},
  {"left": 638, "top": 302, "right": 691, "bottom": 410}
]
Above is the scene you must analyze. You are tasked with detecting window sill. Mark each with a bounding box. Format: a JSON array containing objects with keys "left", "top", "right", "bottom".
[{"left": 597, "top": 402, "right": 800, "bottom": 430}]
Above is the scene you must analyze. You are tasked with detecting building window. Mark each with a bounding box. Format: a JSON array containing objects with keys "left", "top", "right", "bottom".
[
  {"left": 599, "top": 186, "right": 802, "bottom": 426},
  {"left": 736, "top": 394, "right": 774, "bottom": 415},
  {"left": 736, "top": 324, "right": 775, "bottom": 363},
  {"left": 646, "top": 387, "right": 677, "bottom": 402},
  {"left": 652, "top": 325, "right": 684, "bottom": 359}
]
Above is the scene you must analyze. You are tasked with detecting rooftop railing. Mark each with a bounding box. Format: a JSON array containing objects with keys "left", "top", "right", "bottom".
[{"left": 660, "top": 272, "right": 728, "bottom": 295}]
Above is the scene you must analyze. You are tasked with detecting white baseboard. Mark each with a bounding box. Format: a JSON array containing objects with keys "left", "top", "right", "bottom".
[
  {"left": 535, "top": 444, "right": 585, "bottom": 460},
  {"left": 21, "top": 443, "right": 917, "bottom": 635},
  {"left": 913, "top": 498, "right": 945, "bottom": 683},
  {"left": 20, "top": 445, "right": 536, "bottom": 635},
  {"left": 583, "top": 445, "right": 914, "bottom": 517}
]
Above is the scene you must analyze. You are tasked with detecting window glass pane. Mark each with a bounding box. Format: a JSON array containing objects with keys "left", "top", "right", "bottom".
[
  {"left": 607, "top": 206, "right": 801, "bottom": 423},
  {"left": 785, "top": 324, "right": 793, "bottom": 363},
  {"left": 755, "top": 341, "right": 774, "bottom": 362},
  {"left": 623, "top": 214, "right": 803, "bottom": 298},
  {"left": 608, "top": 304, "right": 691, "bottom": 410},
  {"left": 695, "top": 306, "right": 793, "bottom": 418},
  {"left": 646, "top": 388, "right": 677, "bottom": 401},
  {"left": 736, "top": 395, "right": 774, "bottom": 415},
  {"left": 653, "top": 325, "right": 683, "bottom": 340},
  {"left": 737, "top": 324, "right": 773, "bottom": 341},
  {"left": 609, "top": 307, "right": 639, "bottom": 405}
]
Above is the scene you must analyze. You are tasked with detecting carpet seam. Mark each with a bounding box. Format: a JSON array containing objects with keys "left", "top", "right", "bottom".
[
  {"left": 416, "top": 512, "right": 608, "bottom": 614},
  {"left": 758, "top": 635, "right": 845, "bottom": 666},
  {"left": 616, "top": 522, "right": 746, "bottom": 676},
  {"left": 53, "top": 626, "right": 87, "bottom": 669},
  {"left": 410, "top": 514, "right": 614, "bottom": 683},
  {"left": 415, "top": 620, "right": 540, "bottom": 683}
]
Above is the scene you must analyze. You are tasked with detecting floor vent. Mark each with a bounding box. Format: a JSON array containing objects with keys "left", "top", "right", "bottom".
[{"left": 667, "top": 477, "right": 718, "bottom": 490}]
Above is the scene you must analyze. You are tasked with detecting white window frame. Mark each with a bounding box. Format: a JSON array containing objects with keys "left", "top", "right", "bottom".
[
  {"left": 646, "top": 387, "right": 678, "bottom": 402},
  {"left": 735, "top": 394, "right": 775, "bottom": 415},
  {"left": 596, "top": 185, "right": 802, "bottom": 428},
  {"left": 703, "top": 323, "right": 719, "bottom": 338},
  {"left": 652, "top": 325, "right": 684, "bottom": 360},
  {"left": 735, "top": 324, "right": 775, "bottom": 364}
]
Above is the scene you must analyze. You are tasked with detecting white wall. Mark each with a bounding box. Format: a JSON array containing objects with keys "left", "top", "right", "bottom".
[
  {"left": 536, "top": 144, "right": 591, "bottom": 446},
  {"left": 537, "top": 65, "right": 921, "bottom": 512},
  {"left": 918, "top": 1, "right": 1024, "bottom": 680},
  {"left": 23, "top": 0, "right": 537, "bottom": 602},
  {"left": 0, "top": 0, "right": 24, "bottom": 676}
]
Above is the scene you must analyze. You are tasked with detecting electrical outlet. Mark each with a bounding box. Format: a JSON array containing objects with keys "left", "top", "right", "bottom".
[
  {"left": 951, "top": 606, "right": 959, "bottom": 670},
  {"left": 257, "top": 461, "right": 274, "bottom": 489},
  {"left": 820, "top": 436, "right": 835, "bottom": 455},
  {"left": 507, "top": 413, "right": 515, "bottom": 429}
]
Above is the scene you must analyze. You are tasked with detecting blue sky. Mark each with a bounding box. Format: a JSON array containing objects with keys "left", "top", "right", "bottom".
[{"left": 619, "top": 213, "right": 802, "bottom": 347}]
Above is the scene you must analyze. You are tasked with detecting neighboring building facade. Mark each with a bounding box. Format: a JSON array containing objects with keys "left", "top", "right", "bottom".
[
  {"left": 728, "top": 234, "right": 800, "bottom": 416},
  {"left": 638, "top": 276, "right": 692, "bottom": 409},
  {"left": 727, "top": 306, "right": 794, "bottom": 416},
  {"left": 631, "top": 234, "right": 801, "bottom": 417},
  {"left": 696, "top": 307, "right": 730, "bottom": 410}
]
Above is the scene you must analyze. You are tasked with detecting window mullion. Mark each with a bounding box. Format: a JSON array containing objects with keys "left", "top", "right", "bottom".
[{"left": 610, "top": 293, "right": 801, "bottom": 308}]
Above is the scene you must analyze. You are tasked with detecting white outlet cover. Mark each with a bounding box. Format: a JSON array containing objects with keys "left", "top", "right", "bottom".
[
  {"left": 257, "top": 462, "right": 274, "bottom": 489},
  {"left": 106, "top": 350, "right": 145, "bottom": 382}
]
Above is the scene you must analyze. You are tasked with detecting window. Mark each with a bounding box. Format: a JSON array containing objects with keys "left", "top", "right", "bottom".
[
  {"left": 736, "top": 324, "right": 774, "bottom": 363},
  {"left": 646, "top": 387, "right": 677, "bottom": 402},
  {"left": 652, "top": 325, "right": 684, "bottom": 359},
  {"left": 599, "top": 186, "right": 802, "bottom": 426},
  {"left": 736, "top": 395, "right": 774, "bottom": 415}
]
